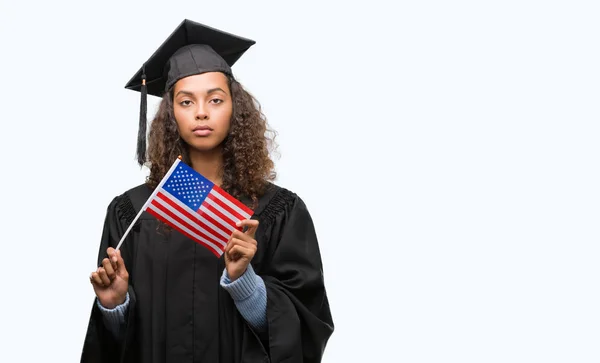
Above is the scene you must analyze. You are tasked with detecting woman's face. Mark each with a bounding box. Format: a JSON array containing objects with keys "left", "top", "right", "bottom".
[{"left": 173, "top": 72, "right": 233, "bottom": 152}]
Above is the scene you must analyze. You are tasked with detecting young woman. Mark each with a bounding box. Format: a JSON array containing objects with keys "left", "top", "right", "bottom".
[{"left": 80, "top": 19, "right": 334, "bottom": 363}]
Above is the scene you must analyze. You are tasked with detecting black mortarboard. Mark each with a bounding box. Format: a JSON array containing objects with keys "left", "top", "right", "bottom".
[{"left": 124, "top": 19, "right": 256, "bottom": 166}]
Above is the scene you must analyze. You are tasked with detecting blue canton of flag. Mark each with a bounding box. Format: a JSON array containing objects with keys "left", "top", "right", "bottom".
[{"left": 162, "top": 162, "right": 215, "bottom": 211}]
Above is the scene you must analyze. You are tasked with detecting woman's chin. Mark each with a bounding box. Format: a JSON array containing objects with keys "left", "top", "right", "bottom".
[{"left": 187, "top": 140, "right": 222, "bottom": 153}]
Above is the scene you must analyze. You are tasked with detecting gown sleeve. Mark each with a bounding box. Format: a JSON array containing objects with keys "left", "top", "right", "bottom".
[
  {"left": 260, "top": 191, "right": 335, "bottom": 363},
  {"left": 80, "top": 194, "right": 139, "bottom": 363}
]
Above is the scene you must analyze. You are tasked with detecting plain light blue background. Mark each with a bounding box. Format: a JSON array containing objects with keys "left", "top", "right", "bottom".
[{"left": 1, "top": 1, "right": 599, "bottom": 362}]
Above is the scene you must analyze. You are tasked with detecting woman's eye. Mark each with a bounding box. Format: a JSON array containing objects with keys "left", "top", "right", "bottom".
[
  {"left": 210, "top": 99, "right": 223, "bottom": 104},
  {"left": 180, "top": 100, "right": 192, "bottom": 106}
]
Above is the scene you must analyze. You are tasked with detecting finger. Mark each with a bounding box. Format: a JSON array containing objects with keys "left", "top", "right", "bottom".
[
  {"left": 230, "top": 230, "right": 258, "bottom": 245},
  {"left": 236, "top": 219, "right": 259, "bottom": 237},
  {"left": 98, "top": 267, "right": 111, "bottom": 286},
  {"left": 114, "top": 249, "right": 127, "bottom": 274},
  {"left": 227, "top": 240, "right": 256, "bottom": 259},
  {"left": 225, "top": 232, "right": 237, "bottom": 253},
  {"left": 230, "top": 230, "right": 245, "bottom": 242},
  {"left": 91, "top": 272, "right": 104, "bottom": 286},
  {"left": 229, "top": 237, "right": 255, "bottom": 250},
  {"left": 234, "top": 219, "right": 252, "bottom": 230},
  {"left": 228, "top": 245, "right": 253, "bottom": 260},
  {"left": 107, "top": 247, "right": 118, "bottom": 270},
  {"left": 102, "top": 258, "right": 116, "bottom": 279}
]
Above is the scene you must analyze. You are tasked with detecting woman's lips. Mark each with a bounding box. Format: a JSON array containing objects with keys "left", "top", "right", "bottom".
[{"left": 193, "top": 125, "right": 213, "bottom": 136}]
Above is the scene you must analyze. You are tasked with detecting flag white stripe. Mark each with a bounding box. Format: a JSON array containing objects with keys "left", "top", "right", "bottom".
[
  {"left": 147, "top": 204, "right": 223, "bottom": 255},
  {"left": 210, "top": 189, "right": 252, "bottom": 219},
  {"left": 153, "top": 196, "right": 227, "bottom": 248},
  {"left": 160, "top": 189, "right": 230, "bottom": 242}
]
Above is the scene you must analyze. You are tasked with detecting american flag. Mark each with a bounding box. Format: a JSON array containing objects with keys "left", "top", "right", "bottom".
[{"left": 141, "top": 158, "right": 254, "bottom": 257}]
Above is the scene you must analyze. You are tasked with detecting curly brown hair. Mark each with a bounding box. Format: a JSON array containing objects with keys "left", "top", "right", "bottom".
[{"left": 145, "top": 73, "right": 277, "bottom": 206}]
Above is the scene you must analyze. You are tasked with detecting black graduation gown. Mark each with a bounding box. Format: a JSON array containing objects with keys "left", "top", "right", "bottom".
[{"left": 80, "top": 183, "right": 334, "bottom": 363}]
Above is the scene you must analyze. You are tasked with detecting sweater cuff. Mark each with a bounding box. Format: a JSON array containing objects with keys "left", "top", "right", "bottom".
[
  {"left": 96, "top": 292, "right": 129, "bottom": 323},
  {"left": 220, "top": 264, "right": 259, "bottom": 301}
]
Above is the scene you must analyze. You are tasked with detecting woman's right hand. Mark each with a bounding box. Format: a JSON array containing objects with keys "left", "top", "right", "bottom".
[{"left": 90, "top": 247, "right": 129, "bottom": 309}]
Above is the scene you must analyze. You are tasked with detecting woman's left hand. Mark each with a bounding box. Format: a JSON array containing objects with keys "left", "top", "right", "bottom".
[{"left": 224, "top": 219, "right": 259, "bottom": 281}]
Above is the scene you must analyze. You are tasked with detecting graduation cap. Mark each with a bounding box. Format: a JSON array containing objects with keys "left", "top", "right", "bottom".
[{"left": 124, "top": 19, "right": 256, "bottom": 166}]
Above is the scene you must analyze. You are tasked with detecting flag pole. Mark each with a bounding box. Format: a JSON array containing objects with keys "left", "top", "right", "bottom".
[{"left": 115, "top": 156, "right": 182, "bottom": 251}]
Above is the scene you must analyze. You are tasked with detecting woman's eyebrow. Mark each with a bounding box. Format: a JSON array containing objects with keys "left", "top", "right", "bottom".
[
  {"left": 206, "top": 87, "right": 227, "bottom": 95},
  {"left": 175, "top": 90, "right": 195, "bottom": 98}
]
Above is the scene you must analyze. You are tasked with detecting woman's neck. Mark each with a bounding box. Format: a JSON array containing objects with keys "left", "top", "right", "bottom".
[{"left": 188, "top": 147, "right": 224, "bottom": 186}]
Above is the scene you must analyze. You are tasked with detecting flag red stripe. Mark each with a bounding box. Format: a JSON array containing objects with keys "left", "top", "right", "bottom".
[
  {"left": 157, "top": 191, "right": 228, "bottom": 245},
  {"left": 212, "top": 185, "right": 254, "bottom": 215},
  {"left": 146, "top": 208, "right": 221, "bottom": 257},
  {"left": 206, "top": 193, "right": 246, "bottom": 222},
  {"left": 150, "top": 198, "right": 225, "bottom": 248}
]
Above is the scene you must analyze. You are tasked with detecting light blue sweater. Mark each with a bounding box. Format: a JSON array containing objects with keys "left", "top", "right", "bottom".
[{"left": 97, "top": 264, "right": 267, "bottom": 337}]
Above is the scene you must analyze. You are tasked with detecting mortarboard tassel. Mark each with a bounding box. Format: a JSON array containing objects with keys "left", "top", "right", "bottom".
[{"left": 136, "top": 67, "right": 148, "bottom": 166}]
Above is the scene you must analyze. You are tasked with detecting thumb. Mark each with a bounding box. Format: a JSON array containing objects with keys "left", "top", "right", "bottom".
[{"left": 240, "top": 219, "right": 259, "bottom": 238}]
